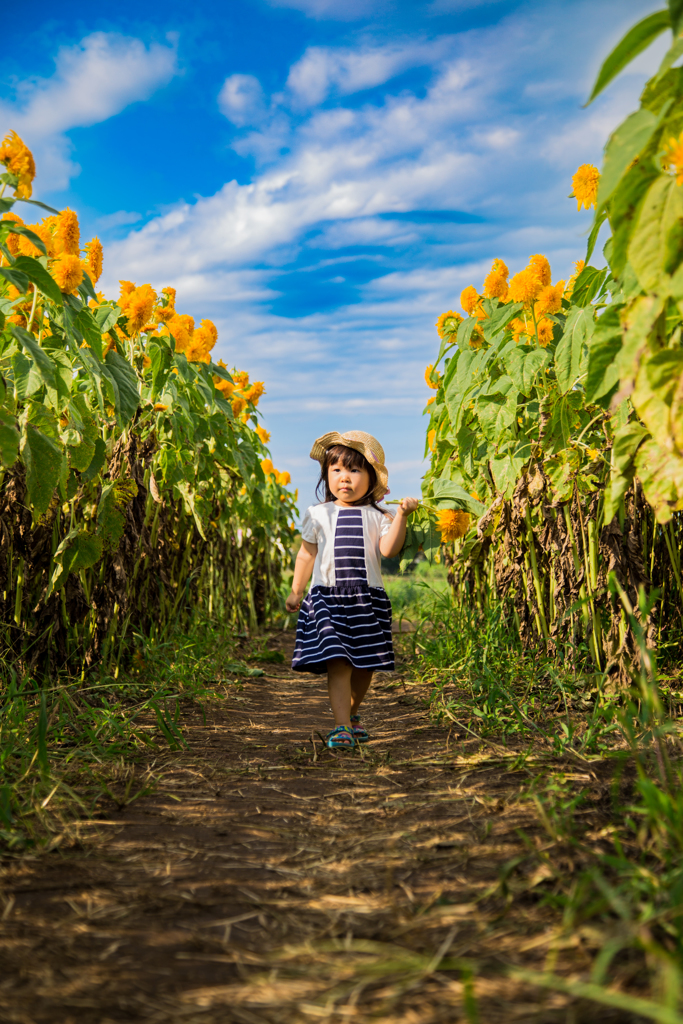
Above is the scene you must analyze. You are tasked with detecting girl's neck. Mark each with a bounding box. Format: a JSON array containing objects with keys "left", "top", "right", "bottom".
[{"left": 333, "top": 499, "right": 359, "bottom": 508}]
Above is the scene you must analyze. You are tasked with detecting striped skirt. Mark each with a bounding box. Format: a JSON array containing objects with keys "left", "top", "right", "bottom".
[{"left": 292, "top": 585, "right": 395, "bottom": 674}]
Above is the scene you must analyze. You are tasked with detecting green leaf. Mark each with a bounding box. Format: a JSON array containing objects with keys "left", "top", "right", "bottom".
[
  {"left": 432, "top": 478, "right": 485, "bottom": 515},
  {"left": 628, "top": 174, "right": 680, "bottom": 291},
  {"left": 0, "top": 266, "right": 29, "bottom": 292},
  {"left": 476, "top": 376, "right": 518, "bottom": 443},
  {"left": 97, "top": 479, "right": 138, "bottom": 550},
  {"left": 633, "top": 347, "right": 683, "bottom": 449},
  {"left": 655, "top": 31, "right": 683, "bottom": 80},
  {"left": 47, "top": 529, "right": 104, "bottom": 597},
  {"left": 77, "top": 270, "right": 98, "bottom": 304},
  {"left": 635, "top": 437, "right": 683, "bottom": 522},
  {"left": 74, "top": 308, "right": 104, "bottom": 361},
  {"left": 12, "top": 255, "right": 63, "bottom": 306},
  {"left": 20, "top": 423, "right": 62, "bottom": 519},
  {"left": 597, "top": 109, "right": 659, "bottom": 209},
  {"left": 28, "top": 401, "right": 59, "bottom": 440},
  {"left": 0, "top": 409, "right": 19, "bottom": 468},
  {"left": 587, "top": 10, "right": 671, "bottom": 104},
  {"left": 585, "top": 306, "right": 623, "bottom": 405},
  {"left": 66, "top": 394, "right": 99, "bottom": 472},
  {"left": 555, "top": 306, "right": 594, "bottom": 394},
  {"left": 669, "top": 0, "right": 683, "bottom": 36},
  {"left": 610, "top": 163, "right": 660, "bottom": 277},
  {"left": 9, "top": 325, "right": 57, "bottom": 389},
  {"left": 149, "top": 341, "right": 173, "bottom": 401},
  {"left": 504, "top": 345, "right": 550, "bottom": 395},
  {"left": 586, "top": 207, "right": 609, "bottom": 263},
  {"left": 94, "top": 304, "right": 120, "bottom": 335},
  {"left": 104, "top": 350, "right": 140, "bottom": 423},
  {"left": 11, "top": 351, "right": 43, "bottom": 399},
  {"left": 571, "top": 266, "right": 608, "bottom": 308},
  {"left": 81, "top": 436, "right": 107, "bottom": 482}
]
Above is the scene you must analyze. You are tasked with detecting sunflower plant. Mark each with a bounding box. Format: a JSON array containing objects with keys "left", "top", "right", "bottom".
[
  {"left": 419, "top": 1, "right": 683, "bottom": 677},
  {"left": 0, "top": 132, "right": 296, "bottom": 677}
]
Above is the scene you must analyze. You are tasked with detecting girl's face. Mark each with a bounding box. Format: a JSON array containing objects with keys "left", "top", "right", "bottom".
[{"left": 328, "top": 459, "right": 370, "bottom": 505}]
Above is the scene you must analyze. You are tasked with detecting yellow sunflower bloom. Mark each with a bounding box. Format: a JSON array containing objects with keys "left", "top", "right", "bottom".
[
  {"left": 276, "top": 470, "right": 291, "bottom": 486},
  {"left": 537, "top": 317, "right": 555, "bottom": 347},
  {"left": 483, "top": 258, "right": 509, "bottom": 300},
  {"left": 435, "top": 310, "right": 463, "bottom": 338},
  {"left": 535, "top": 281, "right": 565, "bottom": 317},
  {"left": 256, "top": 425, "right": 271, "bottom": 444},
  {"left": 261, "top": 458, "right": 275, "bottom": 476},
  {"left": 84, "top": 238, "right": 103, "bottom": 284},
  {"left": 52, "top": 254, "right": 83, "bottom": 294},
  {"left": 460, "top": 285, "right": 480, "bottom": 316},
  {"left": 571, "top": 164, "right": 600, "bottom": 210},
  {"left": 424, "top": 364, "right": 439, "bottom": 390},
  {"left": 54, "top": 208, "right": 80, "bottom": 256},
  {"left": 435, "top": 509, "right": 471, "bottom": 542},
  {"left": 428, "top": 428, "right": 436, "bottom": 451},
  {"left": 0, "top": 131, "right": 35, "bottom": 198},
  {"left": 508, "top": 267, "right": 543, "bottom": 306}
]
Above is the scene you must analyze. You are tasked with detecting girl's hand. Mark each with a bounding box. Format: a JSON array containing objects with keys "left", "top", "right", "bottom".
[
  {"left": 286, "top": 590, "right": 303, "bottom": 612},
  {"left": 397, "top": 497, "right": 419, "bottom": 516}
]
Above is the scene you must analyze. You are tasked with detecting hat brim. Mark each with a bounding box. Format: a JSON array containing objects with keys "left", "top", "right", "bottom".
[{"left": 310, "top": 432, "right": 388, "bottom": 502}]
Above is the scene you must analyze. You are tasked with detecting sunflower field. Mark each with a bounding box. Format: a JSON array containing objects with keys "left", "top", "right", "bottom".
[
  {"left": 417, "top": 6, "right": 683, "bottom": 684},
  {"left": 0, "top": 131, "right": 296, "bottom": 681}
]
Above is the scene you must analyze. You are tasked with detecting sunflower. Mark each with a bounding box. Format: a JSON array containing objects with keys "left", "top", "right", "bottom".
[
  {"left": 535, "top": 281, "right": 565, "bottom": 317},
  {"left": 435, "top": 509, "right": 471, "bottom": 542},
  {"left": 435, "top": 310, "right": 463, "bottom": 338},
  {"left": 256, "top": 425, "right": 271, "bottom": 444},
  {"left": 261, "top": 458, "right": 275, "bottom": 476},
  {"left": 460, "top": 285, "right": 480, "bottom": 316},
  {"left": 483, "top": 258, "right": 509, "bottom": 300},
  {"left": 85, "top": 238, "right": 103, "bottom": 283},
  {"left": 571, "top": 164, "right": 600, "bottom": 211},
  {"left": 0, "top": 131, "right": 35, "bottom": 198},
  {"left": 52, "top": 254, "right": 83, "bottom": 294},
  {"left": 54, "top": 208, "right": 80, "bottom": 255}
]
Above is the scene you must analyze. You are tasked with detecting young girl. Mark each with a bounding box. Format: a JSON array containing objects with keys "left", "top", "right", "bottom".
[{"left": 285, "top": 430, "right": 418, "bottom": 749}]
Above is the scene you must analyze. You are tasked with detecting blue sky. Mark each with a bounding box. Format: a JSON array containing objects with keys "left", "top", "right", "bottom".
[{"left": 0, "top": 0, "right": 666, "bottom": 507}]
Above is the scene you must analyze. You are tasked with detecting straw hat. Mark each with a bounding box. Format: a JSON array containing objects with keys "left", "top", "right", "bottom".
[{"left": 310, "top": 430, "right": 388, "bottom": 501}]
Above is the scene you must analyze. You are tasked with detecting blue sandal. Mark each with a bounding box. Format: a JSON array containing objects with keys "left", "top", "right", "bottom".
[
  {"left": 350, "top": 714, "right": 370, "bottom": 743},
  {"left": 327, "top": 725, "right": 355, "bottom": 749}
]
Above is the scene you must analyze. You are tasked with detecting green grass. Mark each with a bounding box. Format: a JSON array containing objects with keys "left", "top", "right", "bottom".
[
  {"left": 0, "top": 614, "right": 268, "bottom": 851},
  {"left": 400, "top": 580, "right": 683, "bottom": 1017}
]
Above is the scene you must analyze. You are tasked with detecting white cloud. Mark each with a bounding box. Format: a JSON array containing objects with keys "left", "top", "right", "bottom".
[
  {"left": 262, "top": 0, "right": 389, "bottom": 20},
  {"left": 100, "top": 0, "right": 661, "bottom": 498},
  {"left": 218, "top": 74, "right": 267, "bottom": 126},
  {"left": 0, "top": 32, "right": 178, "bottom": 192},
  {"left": 286, "top": 39, "right": 449, "bottom": 107}
]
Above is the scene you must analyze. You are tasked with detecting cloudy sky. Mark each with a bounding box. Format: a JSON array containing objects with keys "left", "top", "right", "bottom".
[{"left": 1, "top": 0, "right": 666, "bottom": 505}]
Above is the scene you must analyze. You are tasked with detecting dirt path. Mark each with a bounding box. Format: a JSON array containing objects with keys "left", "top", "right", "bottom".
[{"left": 0, "top": 634, "right": 617, "bottom": 1023}]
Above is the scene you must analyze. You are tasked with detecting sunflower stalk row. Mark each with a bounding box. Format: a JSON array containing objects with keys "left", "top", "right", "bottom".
[
  {"left": 0, "top": 133, "right": 296, "bottom": 681},
  {"left": 410, "top": 30, "right": 683, "bottom": 683}
]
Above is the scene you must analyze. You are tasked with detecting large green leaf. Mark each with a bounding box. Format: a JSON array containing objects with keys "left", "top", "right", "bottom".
[
  {"left": 504, "top": 345, "right": 550, "bottom": 395},
  {"left": 669, "top": 0, "right": 683, "bottom": 36},
  {"left": 597, "top": 109, "right": 658, "bottom": 208},
  {"left": 587, "top": 10, "right": 671, "bottom": 104},
  {"left": 66, "top": 394, "right": 99, "bottom": 472},
  {"left": 635, "top": 437, "right": 683, "bottom": 522},
  {"left": 47, "top": 529, "right": 104, "bottom": 597},
  {"left": 104, "top": 350, "right": 140, "bottom": 423},
  {"left": 610, "top": 163, "right": 659, "bottom": 277},
  {"left": 0, "top": 266, "right": 31, "bottom": 293},
  {"left": 603, "top": 421, "right": 650, "bottom": 524},
  {"left": 9, "top": 324, "right": 57, "bottom": 389},
  {"left": 476, "top": 376, "right": 518, "bottom": 443},
  {"left": 633, "top": 347, "right": 683, "bottom": 449},
  {"left": 94, "top": 304, "right": 121, "bottom": 335},
  {"left": 432, "top": 478, "right": 485, "bottom": 515},
  {"left": 571, "top": 266, "right": 608, "bottom": 308},
  {"left": 628, "top": 174, "right": 680, "bottom": 290},
  {"left": 20, "top": 422, "right": 62, "bottom": 519},
  {"left": 0, "top": 409, "right": 19, "bottom": 468},
  {"left": 555, "top": 306, "right": 594, "bottom": 394},
  {"left": 97, "top": 479, "right": 138, "bottom": 550},
  {"left": 74, "top": 308, "right": 104, "bottom": 361},
  {"left": 149, "top": 341, "right": 173, "bottom": 401},
  {"left": 11, "top": 351, "right": 43, "bottom": 399},
  {"left": 12, "top": 255, "right": 63, "bottom": 306},
  {"left": 585, "top": 306, "right": 623, "bottom": 405}
]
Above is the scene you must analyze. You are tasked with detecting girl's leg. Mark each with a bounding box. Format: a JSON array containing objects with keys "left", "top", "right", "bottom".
[
  {"left": 350, "top": 668, "right": 373, "bottom": 715},
  {"left": 327, "top": 658, "right": 353, "bottom": 728}
]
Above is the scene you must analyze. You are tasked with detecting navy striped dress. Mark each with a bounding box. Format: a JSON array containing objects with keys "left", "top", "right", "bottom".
[{"left": 292, "top": 507, "right": 394, "bottom": 674}]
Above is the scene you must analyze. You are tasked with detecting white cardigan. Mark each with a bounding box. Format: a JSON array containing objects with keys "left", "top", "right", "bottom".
[{"left": 300, "top": 502, "right": 393, "bottom": 589}]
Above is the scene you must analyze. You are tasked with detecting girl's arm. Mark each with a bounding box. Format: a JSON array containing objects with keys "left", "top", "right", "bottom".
[
  {"left": 379, "top": 497, "right": 419, "bottom": 558},
  {"left": 285, "top": 540, "right": 318, "bottom": 611}
]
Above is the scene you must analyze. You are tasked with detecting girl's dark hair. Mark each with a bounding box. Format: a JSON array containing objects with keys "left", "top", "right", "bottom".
[{"left": 315, "top": 444, "right": 385, "bottom": 511}]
